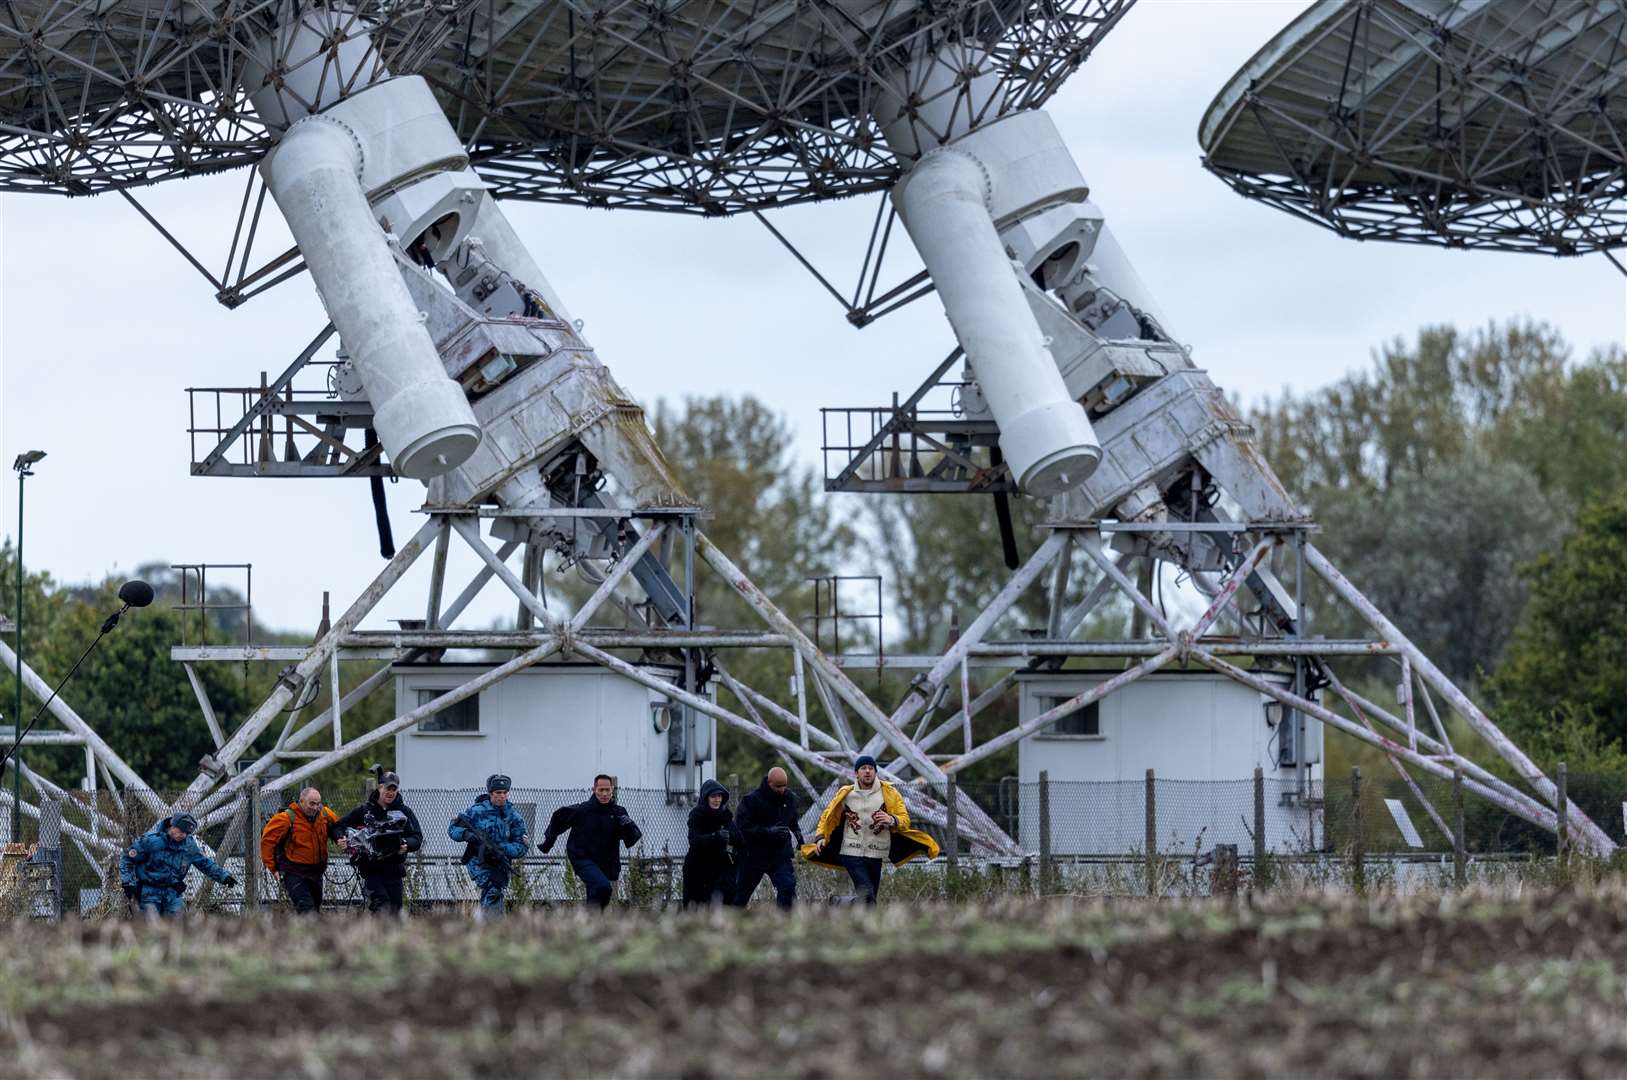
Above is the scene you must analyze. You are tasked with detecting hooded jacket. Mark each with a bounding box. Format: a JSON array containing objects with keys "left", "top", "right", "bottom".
[
  {"left": 333, "top": 789, "right": 425, "bottom": 879},
  {"left": 541, "top": 796, "right": 643, "bottom": 876},
  {"left": 802, "top": 781, "right": 940, "bottom": 868},
  {"left": 120, "top": 818, "right": 233, "bottom": 890},
  {"left": 259, "top": 802, "right": 341, "bottom": 876},
  {"left": 448, "top": 793, "right": 529, "bottom": 867},
  {"left": 684, "top": 779, "right": 734, "bottom": 867},
  {"left": 731, "top": 779, "right": 803, "bottom": 865}
]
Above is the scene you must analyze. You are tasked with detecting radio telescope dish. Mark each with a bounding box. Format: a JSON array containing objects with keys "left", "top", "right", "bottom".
[
  {"left": 439, "top": 0, "right": 1136, "bottom": 213},
  {"left": 1199, "top": 0, "right": 1627, "bottom": 256},
  {"left": 0, "top": 0, "right": 1134, "bottom": 211}
]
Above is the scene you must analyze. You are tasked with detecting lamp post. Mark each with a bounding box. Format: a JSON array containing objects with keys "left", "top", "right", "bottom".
[{"left": 9, "top": 450, "right": 43, "bottom": 841}]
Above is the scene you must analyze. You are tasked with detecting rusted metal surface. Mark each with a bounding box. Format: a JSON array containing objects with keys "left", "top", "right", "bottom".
[
  {"left": 450, "top": 516, "right": 557, "bottom": 630},
  {"left": 1188, "top": 536, "right": 1276, "bottom": 642},
  {"left": 1082, "top": 541, "right": 1175, "bottom": 641},
  {"left": 567, "top": 523, "right": 667, "bottom": 632}
]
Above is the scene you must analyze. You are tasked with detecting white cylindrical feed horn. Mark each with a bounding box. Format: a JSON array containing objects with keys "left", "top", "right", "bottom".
[
  {"left": 892, "top": 148, "right": 1101, "bottom": 495},
  {"left": 261, "top": 112, "right": 480, "bottom": 479}
]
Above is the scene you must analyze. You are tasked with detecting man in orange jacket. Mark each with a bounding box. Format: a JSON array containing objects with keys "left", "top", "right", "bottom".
[{"left": 259, "top": 786, "right": 341, "bottom": 914}]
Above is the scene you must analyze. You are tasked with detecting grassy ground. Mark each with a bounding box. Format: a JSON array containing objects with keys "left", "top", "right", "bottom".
[{"left": 3, "top": 886, "right": 1627, "bottom": 1078}]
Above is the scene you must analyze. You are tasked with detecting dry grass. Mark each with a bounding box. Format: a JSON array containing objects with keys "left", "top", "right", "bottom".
[{"left": 3, "top": 885, "right": 1627, "bottom": 1078}]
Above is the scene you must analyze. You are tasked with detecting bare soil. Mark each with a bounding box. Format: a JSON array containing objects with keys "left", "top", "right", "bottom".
[{"left": 4, "top": 889, "right": 1626, "bottom": 1078}]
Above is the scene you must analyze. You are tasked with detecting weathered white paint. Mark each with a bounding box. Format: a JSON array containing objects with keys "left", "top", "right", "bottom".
[
  {"left": 1016, "top": 670, "right": 1323, "bottom": 855},
  {"left": 394, "top": 662, "right": 716, "bottom": 858}
]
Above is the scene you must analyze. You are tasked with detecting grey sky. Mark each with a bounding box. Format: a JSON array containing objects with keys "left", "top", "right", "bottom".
[{"left": 3, "top": 0, "right": 1624, "bottom": 637}]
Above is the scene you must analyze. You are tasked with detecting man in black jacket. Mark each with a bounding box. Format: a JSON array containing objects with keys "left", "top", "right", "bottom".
[
  {"left": 729, "top": 767, "right": 802, "bottom": 909},
  {"left": 683, "top": 778, "right": 735, "bottom": 908},
  {"left": 334, "top": 772, "right": 424, "bottom": 914},
  {"left": 539, "top": 774, "right": 643, "bottom": 909}
]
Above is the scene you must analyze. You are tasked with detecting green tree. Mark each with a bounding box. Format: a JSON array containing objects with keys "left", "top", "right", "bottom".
[
  {"left": 1489, "top": 491, "right": 1627, "bottom": 767},
  {"left": 1249, "top": 320, "right": 1624, "bottom": 685},
  {"left": 22, "top": 579, "right": 259, "bottom": 792},
  {"left": 1307, "top": 457, "right": 1566, "bottom": 682},
  {"left": 652, "top": 397, "right": 861, "bottom": 785}
]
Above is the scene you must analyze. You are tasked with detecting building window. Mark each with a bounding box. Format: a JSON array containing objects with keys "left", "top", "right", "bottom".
[
  {"left": 415, "top": 690, "right": 480, "bottom": 734},
  {"left": 1039, "top": 698, "right": 1101, "bottom": 738}
]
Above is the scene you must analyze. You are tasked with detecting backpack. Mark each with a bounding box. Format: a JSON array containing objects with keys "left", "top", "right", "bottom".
[{"left": 272, "top": 807, "right": 330, "bottom": 872}]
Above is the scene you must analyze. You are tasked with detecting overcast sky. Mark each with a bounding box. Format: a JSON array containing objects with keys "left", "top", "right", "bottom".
[{"left": 3, "top": 0, "right": 1624, "bottom": 639}]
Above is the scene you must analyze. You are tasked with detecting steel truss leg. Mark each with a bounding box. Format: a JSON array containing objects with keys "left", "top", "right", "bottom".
[
  {"left": 696, "top": 533, "right": 1020, "bottom": 853},
  {"left": 1320, "top": 664, "right": 1456, "bottom": 846},
  {"left": 1304, "top": 544, "right": 1614, "bottom": 854},
  {"left": 201, "top": 641, "right": 563, "bottom": 827},
  {"left": 174, "top": 518, "right": 441, "bottom": 811}
]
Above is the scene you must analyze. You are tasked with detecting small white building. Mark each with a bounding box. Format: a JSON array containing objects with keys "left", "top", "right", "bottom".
[
  {"left": 393, "top": 661, "right": 715, "bottom": 862},
  {"left": 1016, "top": 669, "right": 1323, "bottom": 855}
]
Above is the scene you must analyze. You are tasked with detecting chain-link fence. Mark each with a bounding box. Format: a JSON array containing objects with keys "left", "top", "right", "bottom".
[{"left": 4, "top": 770, "right": 1625, "bottom": 917}]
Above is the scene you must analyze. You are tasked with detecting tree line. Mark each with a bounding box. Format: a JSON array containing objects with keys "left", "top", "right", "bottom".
[{"left": 3, "top": 318, "right": 1623, "bottom": 799}]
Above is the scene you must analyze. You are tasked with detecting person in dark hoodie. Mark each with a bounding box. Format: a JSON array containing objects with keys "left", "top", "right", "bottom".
[
  {"left": 729, "top": 766, "right": 803, "bottom": 909},
  {"left": 118, "top": 812, "right": 236, "bottom": 917},
  {"left": 333, "top": 771, "right": 424, "bottom": 915},
  {"left": 539, "top": 774, "right": 644, "bottom": 909},
  {"left": 448, "top": 774, "right": 530, "bottom": 915},
  {"left": 682, "top": 778, "right": 735, "bottom": 908}
]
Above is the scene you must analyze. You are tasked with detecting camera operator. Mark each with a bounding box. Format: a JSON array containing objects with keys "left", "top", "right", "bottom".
[{"left": 334, "top": 771, "right": 424, "bottom": 915}]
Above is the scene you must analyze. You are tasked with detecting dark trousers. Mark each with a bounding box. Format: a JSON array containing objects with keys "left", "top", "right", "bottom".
[
  {"left": 362, "top": 874, "right": 404, "bottom": 914},
  {"left": 682, "top": 861, "right": 733, "bottom": 908},
  {"left": 840, "top": 855, "right": 884, "bottom": 903},
  {"left": 281, "top": 870, "right": 324, "bottom": 914},
  {"left": 732, "top": 859, "right": 796, "bottom": 909},
  {"left": 571, "top": 857, "right": 618, "bottom": 909}
]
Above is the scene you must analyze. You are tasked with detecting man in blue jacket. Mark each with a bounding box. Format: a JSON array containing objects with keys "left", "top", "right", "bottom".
[
  {"left": 539, "top": 774, "right": 643, "bottom": 910},
  {"left": 118, "top": 812, "right": 236, "bottom": 917},
  {"left": 448, "top": 774, "right": 529, "bottom": 915}
]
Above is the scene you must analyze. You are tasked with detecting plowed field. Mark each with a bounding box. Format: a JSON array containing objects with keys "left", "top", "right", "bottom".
[{"left": 4, "top": 888, "right": 1626, "bottom": 1078}]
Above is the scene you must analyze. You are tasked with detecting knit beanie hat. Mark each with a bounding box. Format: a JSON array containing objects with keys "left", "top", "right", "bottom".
[{"left": 854, "top": 755, "right": 878, "bottom": 772}]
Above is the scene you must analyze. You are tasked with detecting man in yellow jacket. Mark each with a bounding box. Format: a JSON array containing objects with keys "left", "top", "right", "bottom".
[{"left": 802, "top": 755, "right": 938, "bottom": 903}]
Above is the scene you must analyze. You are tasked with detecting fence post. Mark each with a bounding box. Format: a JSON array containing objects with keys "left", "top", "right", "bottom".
[
  {"left": 1453, "top": 766, "right": 1466, "bottom": 890},
  {"left": 728, "top": 773, "right": 739, "bottom": 801},
  {"left": 1555, "top": 761, "right": 1569, "bottom": 876},
  {"left": 1351, "top": 766, "right": 1365, "bottom": 894},
  {"left": 945, "top": 775, "right": 960, "bottom": 888},
  {"left": 245, "top": 780, "right": 260, "bottom": 913},
  {"left": 1145, "top": 768, "right": 1157, "bottom": 897},
  {"left": 1214, "top": 844, "right": 1239, "bottom": 897},
  {"left": 1037, "top": 770, "right": 1051, "bottom": 897},
  {"left": 1252, "top": 766, "right": 1266, "bottom": 889}
]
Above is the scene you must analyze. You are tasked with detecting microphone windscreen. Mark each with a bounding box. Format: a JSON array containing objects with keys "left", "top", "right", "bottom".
[{"left": 118, "top": 580, "right": 156, "bottom": 608}]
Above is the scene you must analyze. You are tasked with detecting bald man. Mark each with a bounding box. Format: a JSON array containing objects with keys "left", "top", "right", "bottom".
[{"left": 729, "top": 767, "right": 803, "bottom": 909}]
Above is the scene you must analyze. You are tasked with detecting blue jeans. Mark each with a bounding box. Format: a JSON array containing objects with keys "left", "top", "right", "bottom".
[
  {"left": 136, "top": 884, "right": 185, "bottom": 916},
  {"left": 571, "top": 858, "right": 618, "bottom": 909},
  {"left": 840, "top": 855, "right": 884, "bottom": 903},
  {"left": 732, "top": 860, "right": 796, "bottom": 909},
  {"left": 469, "top": 865, "right": 510, "bottom": 913}
]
